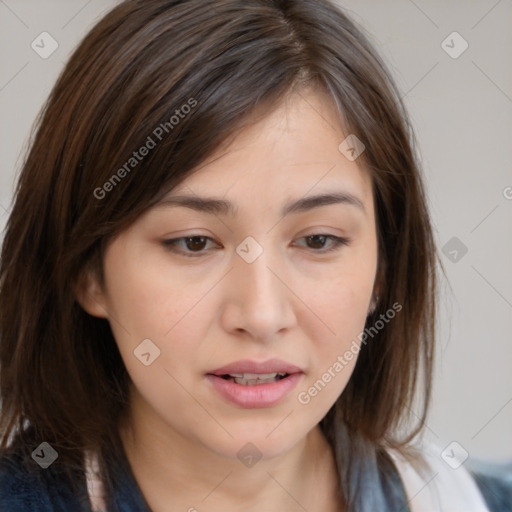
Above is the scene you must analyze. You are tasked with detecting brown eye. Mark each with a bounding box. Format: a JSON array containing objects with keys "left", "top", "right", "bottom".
[
  {"left": 162, "top": 234, "right": 350, "bottom": 258},
  {"left": 162, "top": 236, "right": 219, "bottom": 257},
  {"left": 305, "top": 235, "right": 329, "bottom": 249},
  {"left": 184, "top": 236, "right": 208, "bottom": 251},
  {"left": 295, "top": 234, "right": 351, "bottom": 253}
]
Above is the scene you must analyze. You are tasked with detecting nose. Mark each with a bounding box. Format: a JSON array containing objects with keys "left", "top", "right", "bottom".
[{"left": 219, "top": 242, "right": 297, "bottom": 342}]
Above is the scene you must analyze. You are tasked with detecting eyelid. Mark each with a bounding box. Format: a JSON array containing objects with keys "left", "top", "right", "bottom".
[
  {"left": 162, "top": 235, "right": 220, "bottom": 256},
  {"left": 162, "top": 233, "right": 351, "bottom": 258}
]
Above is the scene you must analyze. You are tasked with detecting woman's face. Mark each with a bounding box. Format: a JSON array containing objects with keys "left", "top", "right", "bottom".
[{"left": 79, "top": 87, "right": 378, "bottom": 462}]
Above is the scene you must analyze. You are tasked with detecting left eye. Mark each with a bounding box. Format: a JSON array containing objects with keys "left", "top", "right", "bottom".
[
  {"left": 295, "top": 234, "right": 350, "bottom": 252},
  {"left": 162, "top": 234, "right": 350, "bottom": 257}
]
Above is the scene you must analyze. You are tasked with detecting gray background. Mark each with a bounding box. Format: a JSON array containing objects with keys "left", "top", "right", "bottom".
[{"left": 0, "top": 0, "right": 511, "bottom": 461}]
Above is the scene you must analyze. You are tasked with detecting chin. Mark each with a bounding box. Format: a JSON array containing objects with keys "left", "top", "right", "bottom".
[{"left": 204, "top": 422, "right": 310, "bottom": 462}]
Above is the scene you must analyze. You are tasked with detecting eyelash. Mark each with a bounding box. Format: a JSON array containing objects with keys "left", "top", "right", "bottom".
[{"left": 162, "top": 234, "right": 351, "bottom": 258}]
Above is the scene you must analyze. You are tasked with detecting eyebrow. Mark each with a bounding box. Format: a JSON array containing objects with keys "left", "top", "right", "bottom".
[{"left": 155, "top": 191, "right": 366, "bottom": 217}]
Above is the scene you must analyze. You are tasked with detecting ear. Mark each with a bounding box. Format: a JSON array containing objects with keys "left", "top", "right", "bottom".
[
  {"left": 367, "top": 294, "right": 378, "bottom": 316},
  {"left": 368, "top": 268, "right": 383, "bottom": 315},
  {"left": 73, "top": 267, "right": 109, "bottom": 319}
]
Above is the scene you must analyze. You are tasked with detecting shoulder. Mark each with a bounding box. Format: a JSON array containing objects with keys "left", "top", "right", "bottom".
[
  {"left": 0, "top": 447, "right": 55, "bottom": 511},
  {"left": 469, "top": 459, "right": 512, "bottom": 512},
  {"left": 386, "top": 441, "right": 512, "bottom": 512},
  {"left": 0, "top": 433, "right": 90, "bottom": 512}
]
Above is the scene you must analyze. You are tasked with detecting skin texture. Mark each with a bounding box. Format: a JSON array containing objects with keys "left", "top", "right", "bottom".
[{"left": 77, "top": 87, "right": 378, "bottom": 511}]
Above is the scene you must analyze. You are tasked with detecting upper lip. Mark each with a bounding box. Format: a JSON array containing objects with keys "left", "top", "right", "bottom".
[{"left": 208, "top": 358, "right": 303, "bottom": 376}]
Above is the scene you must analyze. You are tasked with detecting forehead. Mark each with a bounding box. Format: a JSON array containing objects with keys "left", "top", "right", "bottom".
[{"left": 157, "top": 88, "right": 374, "bottom": 215}]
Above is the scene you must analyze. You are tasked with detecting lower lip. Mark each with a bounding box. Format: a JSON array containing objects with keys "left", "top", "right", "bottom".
[{"left": 206, "top": 373, "right": 303, "bottom": 408}]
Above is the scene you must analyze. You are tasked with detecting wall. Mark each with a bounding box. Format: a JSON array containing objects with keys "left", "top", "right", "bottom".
[{"left": 0, "top": 0, "right": 511, "bottom": 461}]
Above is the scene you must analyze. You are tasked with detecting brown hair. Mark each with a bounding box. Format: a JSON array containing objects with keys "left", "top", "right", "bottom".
[{"left": 0, "top": 0, "right": 439, "bottom": 508}]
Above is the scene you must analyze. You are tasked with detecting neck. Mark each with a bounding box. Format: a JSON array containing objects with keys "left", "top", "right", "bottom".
[{"left": 118, "top": 388, "right": 342, "bottom": 512}]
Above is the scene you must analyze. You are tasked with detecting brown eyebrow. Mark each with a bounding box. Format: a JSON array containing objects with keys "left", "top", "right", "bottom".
[{"left": 155, "top": 191, "right": 366, "bottom": 217}]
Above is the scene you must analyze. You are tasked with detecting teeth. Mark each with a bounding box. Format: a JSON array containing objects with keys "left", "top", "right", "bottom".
[
  {"left": 228, "top": 372, "right": 285, "bottom": 379},
  {"left": 224, "top": 372, "right": 288, "bottom": 386}
]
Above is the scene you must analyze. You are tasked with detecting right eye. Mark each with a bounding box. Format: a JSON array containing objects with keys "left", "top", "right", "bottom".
[{"left": 162, "top": 236, "right": 221, "bottom": 257}]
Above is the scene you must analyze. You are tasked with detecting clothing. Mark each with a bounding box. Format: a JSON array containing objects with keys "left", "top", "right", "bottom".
[
  {"left": 1, "top": 430, "right": 511, "bottom": 511},
  {"left": 0, "top": 429, "right": 150, "bottom": 512},
  {"left": 388, "top": 442, "right": 512, "bottom": 511}
]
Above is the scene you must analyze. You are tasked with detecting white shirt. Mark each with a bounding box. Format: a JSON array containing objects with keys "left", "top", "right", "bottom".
[
  {"left": 85, "top": 442, "right": 490, "bottom": 511},
  {"left": 387, "top": 442, "right": 490, "bottom": 511}
]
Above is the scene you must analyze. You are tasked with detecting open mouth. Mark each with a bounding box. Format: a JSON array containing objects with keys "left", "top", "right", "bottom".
[
  {"left": 206, "top": 360, "right": 303, "bottom": 407},
  {"left": 219, "top": 372, "right": 290, "bottom": 386}
]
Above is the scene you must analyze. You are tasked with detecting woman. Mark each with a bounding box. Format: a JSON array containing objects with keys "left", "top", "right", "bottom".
[{"left": 0, "top": 0, "right": 510, "bottom": 510}]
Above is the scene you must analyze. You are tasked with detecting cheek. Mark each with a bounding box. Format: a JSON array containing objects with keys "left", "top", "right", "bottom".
[
  {"left": 308, "top": 256, "right": 376, "bottom": 346},
  {"left": 101, "top": 244, "right": 211, "bottom": 397},
  {"left": 102, "top": 242, "right": 206, "bottom": 340},
  {"left": 295, "top": 292, "right": 367, "bottom": 417},
  {"left": 295, "top": 257, "right": 376, "bottom": 410}
]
